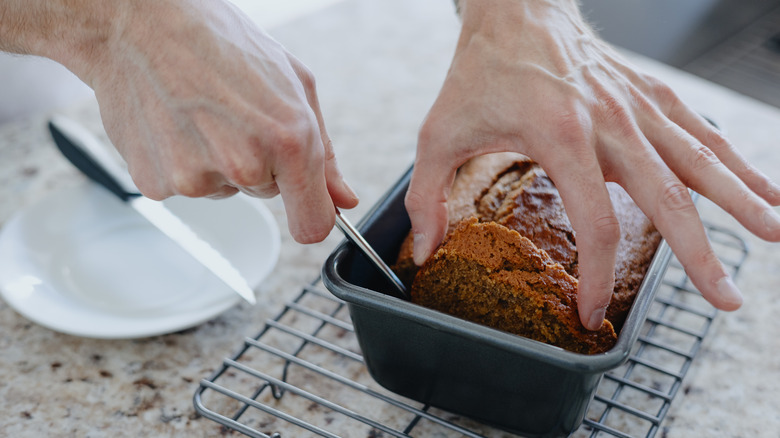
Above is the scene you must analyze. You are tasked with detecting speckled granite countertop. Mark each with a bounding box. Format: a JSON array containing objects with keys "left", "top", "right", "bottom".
[{"left": 1, "top": 1, "right": 779, "bottom": 437}]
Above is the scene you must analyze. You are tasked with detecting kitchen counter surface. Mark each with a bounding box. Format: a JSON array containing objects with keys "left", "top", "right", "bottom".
[{"left": 1, "top": 0, "right": 779, "bottom": 437}]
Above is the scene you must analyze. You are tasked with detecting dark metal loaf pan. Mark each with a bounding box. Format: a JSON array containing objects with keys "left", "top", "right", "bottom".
[{"left": 322, "top": 166, "right": 673, "bottom": 437}]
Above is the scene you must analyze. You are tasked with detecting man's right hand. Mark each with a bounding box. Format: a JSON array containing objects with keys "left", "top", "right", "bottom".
[{"left": 3, "top": 0, "right": 359, "bottom": 243}]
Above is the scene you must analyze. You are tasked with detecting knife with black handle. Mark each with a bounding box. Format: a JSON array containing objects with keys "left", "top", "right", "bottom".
[{"left": 48, "top": 116, "right": 257, "bottom": 305}]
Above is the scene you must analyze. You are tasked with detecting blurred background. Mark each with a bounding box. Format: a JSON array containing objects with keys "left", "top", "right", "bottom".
[
  {"left": 2, "top": 0, "right": 779, "bottom": 124},
  {"left": 580, "top": 0, "right": 780, "bottom": 108},
  {"left": 0, "top": 0, "right": 345, "bottom": 124}
]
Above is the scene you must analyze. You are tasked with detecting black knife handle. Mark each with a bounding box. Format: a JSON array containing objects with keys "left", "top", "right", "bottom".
[{"left": 48, "top": 119, "right": 141, "bottom": 202}]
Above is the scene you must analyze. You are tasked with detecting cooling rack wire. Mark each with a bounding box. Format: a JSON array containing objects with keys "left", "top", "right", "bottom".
[{"left": 194, "top": 221, "right": 748, "bottom": 438}]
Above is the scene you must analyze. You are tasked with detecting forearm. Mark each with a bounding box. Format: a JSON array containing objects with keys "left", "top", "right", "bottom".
[
  {"left": 0, "top": 0, "right": 117, "bottom": 81},
  {"left": 454, "top": 0, "right": 582, "bottom": 17},
  {"left": 455, "top": 0, "right": 592, "bottom": 42},
  {"left": 449, "top": 0, "right": 603, "bottom": 85}
]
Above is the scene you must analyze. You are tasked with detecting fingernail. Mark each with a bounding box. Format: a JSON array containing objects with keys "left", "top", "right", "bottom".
[
  {"left": 715, "top": 276, "right": 743, "bottom": 309},
  {"left": 412, "top": 232, "right": 429, "bottom": 266},
  {"left": 343, "top": 180, "right": 359, "bottom": 203},
  {"left": 587, "top": 307, "right": 607, "bottom": 331},
  {"left": 763, "top": 209, "right": 780, "bottom": 234},
  {"left": 768, "top": 180, "right": 780, "bottom": 199}
]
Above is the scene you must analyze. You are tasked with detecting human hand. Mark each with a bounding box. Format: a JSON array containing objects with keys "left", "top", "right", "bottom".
[
  {"left": 405, "top": 0, "right": 780, "bottom": 330},
  {"left": 59, "top": 0, "right": 358, "bottom": 243}
]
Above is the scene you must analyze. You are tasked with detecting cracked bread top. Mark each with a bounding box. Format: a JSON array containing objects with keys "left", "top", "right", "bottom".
[{"left": 395, "top": 152, "right": 660, "bottom": 331}]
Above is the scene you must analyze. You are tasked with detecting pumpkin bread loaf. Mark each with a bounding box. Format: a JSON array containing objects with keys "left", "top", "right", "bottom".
[{"left": 394, "top": 153, "right": 661, "bottom": 354}]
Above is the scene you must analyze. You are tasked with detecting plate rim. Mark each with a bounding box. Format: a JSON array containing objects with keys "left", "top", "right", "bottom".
[{"left": 0, "top": 182, "right": 281, "bottom": 339}]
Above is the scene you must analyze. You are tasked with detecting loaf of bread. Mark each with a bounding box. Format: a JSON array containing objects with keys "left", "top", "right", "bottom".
[{"left": 394, "top": 153, "right": 661, "bottom": 354}]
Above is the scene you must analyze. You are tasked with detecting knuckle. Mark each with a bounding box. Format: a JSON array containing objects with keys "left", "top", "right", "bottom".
[
  {"left": 599, "top": 94, "right": 625, "bottom": 119},
  {"left": 205, "top": 186, "right": 239, "bottom": 200},
  {"left": 243, "top": 181, "right": 280, "bottom": 199},
  {"left": 741, "top": 163, "right": 765, "bottom": 185},
  {"left": 587, "top": 89, "right": 642, "bottom": 143},
  {"left": 691, "top": 246, "right": 721, "bottom": 272},
  {"left": 404, "top": 189, "right": 427, "bottom": 214},
  {"left": 648, "top": 77, "right": 677, "bottom": 103},
  {"left": 405, "top": 184, "right": 448, "bottom": 219},
  {"left": 640, "top": 74, "right": 679, "bottom": 105},
  {"left": 168, "top": 170, "right": 211, "bottom": 198},
  {"left": 689, "top": 144, "right": 720, "bottom": 173},
  {"left": 590, "top": 214, "right": 622, "bottom": 247},
  {"left": 580, "top": 213, "right": 621, "bottom": 259},
  {"left": 554, "top": 105, "right": 592, "bottom": 145},
  {"left": 222, "top": 154, "right": 263, "bottom": 187},
  {"left": 136, "top": 184, "right": 169, "bottom": 201},
  {"left": 627, "top": 87, "right": 655, "bottom": 113},
  {"left": 659, "top": 179, "right": 693, "bottom": 213},
  {"left": 269, "top": 123, "right": 315, "bottom": 160},
  {"left": 131, "top": 175, "right": 168, "bottom": 201},
  {"left": 538, "top": 115, "right": 595, "bottom": 164},
  {"left": 599, "top": 99, "right": 635, "bottom": 134},
  {"left": 701, "top": 126, "right": 732, "bottom": 152},
  {"left": 735, "top": 186, "right": 757, "bottom": 207}
]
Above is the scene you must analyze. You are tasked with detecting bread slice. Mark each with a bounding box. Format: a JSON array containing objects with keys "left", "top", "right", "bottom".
[{"left": 412, "top": 218, "right": 618, "bottom": 354}]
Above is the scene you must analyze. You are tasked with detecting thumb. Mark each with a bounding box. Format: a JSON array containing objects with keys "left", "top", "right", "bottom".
[{"left": 405, "top": 147, "right": 457, "bottom": 266}]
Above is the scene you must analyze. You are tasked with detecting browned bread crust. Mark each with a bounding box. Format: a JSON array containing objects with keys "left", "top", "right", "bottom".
[
  {"left": 395, "top": 153, "right": 661, "bottom": 354},
  {"left": 413, "top": 218, "right": 618, "bottom": 354}
]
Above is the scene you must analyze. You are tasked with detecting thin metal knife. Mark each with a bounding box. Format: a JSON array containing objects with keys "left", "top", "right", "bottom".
[
  {"left": 334, "top": 209, "right": 408, "bottom": 299},
  {"left": 48, "top": 116, "right": 256, "bottom": 305}
]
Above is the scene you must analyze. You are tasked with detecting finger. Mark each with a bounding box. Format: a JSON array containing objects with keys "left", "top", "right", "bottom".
[
  {"left": 662, "top": 95, "right": 780, "bottom": 206},
  {"left": 321, "top": 135, "right": 359, "bottom": 209},
  {"left": 539, "top": 149, "right": 620, "bottom": 331},
  {"left": 271, "top": 117, "right": 335, "bottom": 244},
  {"left": 612, "top": 140, "right": 743, "bottom": 311},
  {"left": 405, "top": 133, "right": 458, "bottom": 266},
  {"left": 205, "top": 185, "right": 240, "bottom": 199},
  {"left": 130, "top": 140, "right": 224, "bottom": 200},
  {"left": 290, "top": 53, "right": 359, "bottom": 210},
  {"left": 127, "top": 160, "right": 173, "bottom": 201},
  {"left": 238, "top": 181, "right": 280, "bottom": 198},
  {"left": 275, "top": 157, "right": 335, "bottom": 244},
  {"left": 641, "top": 114, "right": 780, "bottom": 242},
  {"left": 119, "top": 138, "right": 174, "bottom": 201}
]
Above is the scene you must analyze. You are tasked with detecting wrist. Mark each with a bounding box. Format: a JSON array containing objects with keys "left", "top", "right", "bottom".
[
  {"left": 0, "top": 0, "right": 119, "bottom": 84},
  {"left": 452, "top": 0, "right": 599, "bottom": 74},
  {"left": 457, "top": 0, "right": 590, "bottom": 40}
]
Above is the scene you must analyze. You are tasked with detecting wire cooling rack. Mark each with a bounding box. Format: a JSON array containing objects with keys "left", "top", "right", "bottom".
[{"left": 194, "top": 222, "right": 748, "bottom": 438}]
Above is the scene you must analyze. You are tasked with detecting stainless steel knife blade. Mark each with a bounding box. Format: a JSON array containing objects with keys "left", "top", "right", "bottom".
[
  {"left": 334, "top": 208, "right": 408, "bottom": 299},
  {"left": 48, "top": 116, "right": 256, "bottom": 305}
]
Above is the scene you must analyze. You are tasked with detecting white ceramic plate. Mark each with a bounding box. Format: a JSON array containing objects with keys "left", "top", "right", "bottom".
[{"left": 0, "top": 182, "right": 280, "bottom": 339}]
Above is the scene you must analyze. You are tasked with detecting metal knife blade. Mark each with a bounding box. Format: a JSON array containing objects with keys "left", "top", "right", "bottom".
[
  {"left": 48, "top": 116, "right": 256, "bottom": 305},
  {"left": 334, "top": 209, "right": 408, "bottom": 299}
]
